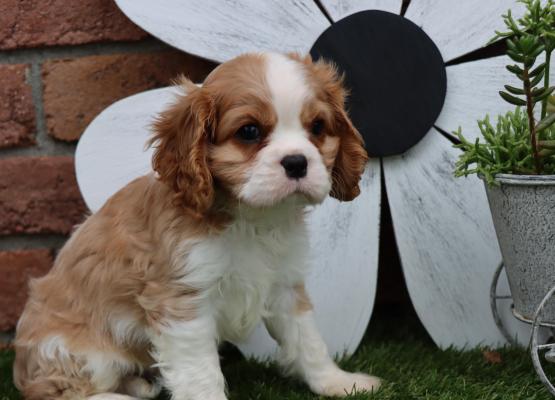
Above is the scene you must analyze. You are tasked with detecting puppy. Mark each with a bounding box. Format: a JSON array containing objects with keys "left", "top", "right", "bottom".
[{"left": 13, "top": 52, "right": 378, "bottom": 400}]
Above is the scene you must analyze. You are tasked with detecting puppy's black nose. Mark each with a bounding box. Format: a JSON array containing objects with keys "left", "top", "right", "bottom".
[{"left": 281, "top": 154, "right": 307, "bottom": 179}]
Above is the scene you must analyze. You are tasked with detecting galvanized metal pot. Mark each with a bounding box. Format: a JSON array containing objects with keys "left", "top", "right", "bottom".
[{"left": 484, "top": 174, "right": 555, "bottom": 324}]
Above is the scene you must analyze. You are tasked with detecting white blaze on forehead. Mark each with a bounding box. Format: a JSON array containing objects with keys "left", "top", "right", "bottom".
[{"left": 264, "top": 53, "right": 311, "bottom": 131}]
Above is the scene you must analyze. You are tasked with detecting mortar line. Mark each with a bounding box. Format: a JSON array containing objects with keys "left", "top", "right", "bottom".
[
  {"left": 0, "top": 38, "right": 169, "bottom": 65},
  {"left": 0, "top": 62, "right": 76, "bottom": 159},
  {"left": 0, "top": 234, "right": 68, "bottom": 251}
]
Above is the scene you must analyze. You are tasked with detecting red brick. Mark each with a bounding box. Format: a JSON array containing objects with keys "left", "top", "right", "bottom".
[
  {"left": 0, "top": 64, "right": 36, "bottom": 148},
  {"left": 42, "top": 50, "right": 216, "bottom": 141},
  {"left": 0, "top": 249, "right": 54, "bottom": 331},
  {"left": 0, "top": 0, "right": 147, "bottom": 50},
  {"left": 0, "top": 157, "right": 87, "bottom": 235}
]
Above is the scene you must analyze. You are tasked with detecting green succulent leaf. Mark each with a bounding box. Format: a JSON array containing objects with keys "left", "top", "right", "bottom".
[
  {"left": 507, "top": 51, "right": 526, "bottom": 63},
  {"left": 539, "top": 148, "right": 555, "bottom": 157},
  {"left": 536, "top": 112, "right": 555, "bottom": 131},
  {"left": 532, "top": 43, "right": 546, "bottom": 57},
  {"left": 506, "top": 64, "right": 525, "bottom": 75},
  {"left": 499, "top": 91, "right": 527, "bottom": 105},
  {"left": 524, "top": 57, "right": 536, "bottom": 68},
  {"left": 529, "top": 62, "right": 546, "bottom": 77},
  {"left": 539, "top": 139, "right": 555, "bottom": 149},
  {"left": 530, "top": 69, "right": 546, "bottom": 86},
  {"left": 532, "top": 86, "right": 555, "bottom": 101},
  {"left": 504, "top": 85, "right": 526, "bottom": 95},
  {"left": 506, "top": 38, "right": 519, "bottom": 52},
  {"left": 547, "top": 95, "right": 555, "bottom": 114}
]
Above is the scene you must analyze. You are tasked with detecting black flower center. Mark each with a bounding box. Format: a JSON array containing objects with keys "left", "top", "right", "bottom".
[{"left": 310, "top": 10, "right": 447, "bottom": 157}]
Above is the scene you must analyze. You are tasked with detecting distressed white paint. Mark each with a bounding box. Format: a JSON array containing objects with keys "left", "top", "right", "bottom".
[
  {"left": 114, "top": 0, "right": 330, "bottom": 63},
  {"left": 383, "top": 130, "right": 531, "bottom": 348},
  {"left": 75, "top": 87, "right": 380, "bottom": 359},
  {"left": 437, "top": 56, "right": 518, "bottom": 140},
  {"left": 438, "top": 55, "right": 555, "bottom": 140},
  {"left": 405, "top": 0, "right": 526, "bottom": 62},
  {"left": 319, "top": 0, "right": 402, "bottom": 20}
]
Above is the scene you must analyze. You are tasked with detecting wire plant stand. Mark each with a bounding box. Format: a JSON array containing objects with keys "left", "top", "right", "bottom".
[{"left": 491, "top": 262, "right": 555, "bottom": 396}]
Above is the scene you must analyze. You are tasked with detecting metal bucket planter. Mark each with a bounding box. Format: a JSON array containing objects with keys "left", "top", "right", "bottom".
[{"left": 484, "top": 174, "right": 555, "bottom": 324}]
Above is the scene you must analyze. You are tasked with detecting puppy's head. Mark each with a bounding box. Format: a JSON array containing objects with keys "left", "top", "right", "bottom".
[{"left": 151, "top": 53, "right": 368, "bottom": 219}]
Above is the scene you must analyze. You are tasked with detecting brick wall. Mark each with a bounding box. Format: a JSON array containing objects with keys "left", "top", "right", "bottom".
[{"left": 0, "top": 0, "right": 217, "bottom": 332}]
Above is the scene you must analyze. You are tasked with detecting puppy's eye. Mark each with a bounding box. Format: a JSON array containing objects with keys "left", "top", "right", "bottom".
[
  {"left": 311, "top": 119, "right": 325, "bottom": 136},
  {"left": 235, "top": 124, "right": 261, "bottom": 143}
]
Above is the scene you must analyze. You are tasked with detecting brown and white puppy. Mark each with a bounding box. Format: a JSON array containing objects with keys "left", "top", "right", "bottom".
[{"left": 13, "top": 52, "right": 377, "bottom": 400}]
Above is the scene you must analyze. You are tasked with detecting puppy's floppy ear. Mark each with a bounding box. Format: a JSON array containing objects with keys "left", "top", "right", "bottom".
[
  {"left": 330, "top": 104, "right": 368, "bottom": 201},
  {"left": 150, "top": 77, "right": 215, "bottom": 218},
  {"left": 309, "top": 59, "right": 368, "bottom": 201}
]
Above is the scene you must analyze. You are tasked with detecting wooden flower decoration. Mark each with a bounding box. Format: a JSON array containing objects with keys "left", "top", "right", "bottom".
[{"left": 76, "top": 0, "right": 548, "bottom": 357}]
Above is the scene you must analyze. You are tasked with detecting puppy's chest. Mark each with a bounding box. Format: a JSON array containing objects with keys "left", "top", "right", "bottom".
[{"left": 192, "top": 221, "right": 307, "bottom": 341}]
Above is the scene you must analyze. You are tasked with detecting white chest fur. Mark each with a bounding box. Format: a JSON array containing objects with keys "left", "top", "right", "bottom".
[{"left": 184, "top": 206, "right": 309, "bottom": 342}]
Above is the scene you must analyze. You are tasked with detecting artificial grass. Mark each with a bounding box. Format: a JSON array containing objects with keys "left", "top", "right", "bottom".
[{"left": 1, "top": 308, "right": 553, "bottom": 399}]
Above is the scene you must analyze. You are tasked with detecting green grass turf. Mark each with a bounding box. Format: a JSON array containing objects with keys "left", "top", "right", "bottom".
[{"left": 1, "top": 308, "right": 554, "bottom": 400}]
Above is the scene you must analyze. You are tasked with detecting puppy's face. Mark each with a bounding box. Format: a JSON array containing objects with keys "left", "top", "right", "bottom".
[{"left": 151, "top": 53, "right": 368, "bottom": 218}]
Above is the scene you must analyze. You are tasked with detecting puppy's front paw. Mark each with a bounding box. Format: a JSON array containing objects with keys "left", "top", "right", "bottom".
[{"left": 309, "top": 371, "right": 381, "bottom": 397}]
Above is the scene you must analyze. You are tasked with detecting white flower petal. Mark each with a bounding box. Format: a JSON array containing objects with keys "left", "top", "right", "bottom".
[
  {"left": 383, "top": 130, "right": 531, "bottom": 348},
  {"left": 319, "top": 0, "right": 402, "bottom": 20},
  {"left": 75, "top": 88, "right": 178, "bottom": 212},
  {"left": 75, "top": 88, "right": 173, "bottom": 212},
  {"left": 436, "top": 56, "right": 516, "bottom": 140},
  {"left": 114, "top": 0, "right": 329, "bottom": 62},
  {"left": 405, "top": 0, "right": 526, "bottom": 63},
  {"left": 75, "top": 87, "right": 380, "bottom": 358},
  {"left": 437, "top": 55, "right": 555, "bottom": 140}
]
